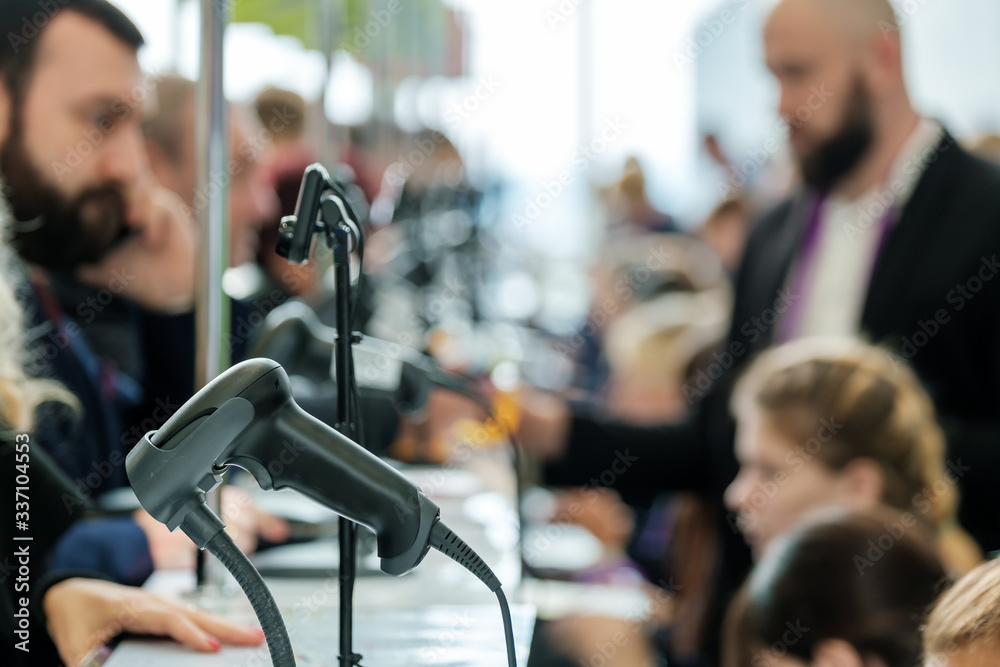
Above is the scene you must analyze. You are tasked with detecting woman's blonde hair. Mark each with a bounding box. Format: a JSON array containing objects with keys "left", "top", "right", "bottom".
[
  {"left": 732, "top": 338, "right": 981, "bottom": 575},
  {"left": 924, "top": 558, "right": 1000, "bottom": 662},
  {"left": 604, "top": 289, "right": 729, "bottom": 388},
  {"left": 0, "top": 207, "right": 77, "bottom": 433}
]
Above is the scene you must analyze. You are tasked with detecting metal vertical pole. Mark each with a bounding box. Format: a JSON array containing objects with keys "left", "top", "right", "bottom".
[
  {"left": 315, "top": 5, "right": 360, "bottom": 663},
  {"left": 578, "top": 0, "right": 599, "bottom": 248},
  {"left": 172, "top": 0, "right": 184, "bottom": 74},
  {"left": 578, "top": 0, "right": 593, "bottom": 151},
  {"left": 195, "top": 0, "right": 230, "bottom": 589},
  {"left": 315, "top": 0, "right": 337, "bottom": 276},
  {"left": 332, "top": 227, "right": 360, "bottom": 667},
  {"left": 319, "top": 0, "right": 337, "bottom": 168}
]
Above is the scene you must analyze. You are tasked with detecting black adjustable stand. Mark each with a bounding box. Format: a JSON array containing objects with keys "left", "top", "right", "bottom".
[
  {"left": 325, "top": 196, "right": 364, "bottom": 667},
  {"left": 276, "top": 165, "right": 367, "bottom": 666}
]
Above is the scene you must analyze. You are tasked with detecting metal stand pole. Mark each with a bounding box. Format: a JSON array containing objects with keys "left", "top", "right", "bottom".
[
  {"left": 323, "top": 196, "right": 363, "bottom": 667},
  {"left": 275, "top": 165, "right": 365, "bottom": 664},
  {"left": 195, "top": 0, "right": 230, "bottom": 590}
]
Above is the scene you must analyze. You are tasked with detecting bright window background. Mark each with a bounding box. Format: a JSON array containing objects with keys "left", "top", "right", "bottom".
[{"left": 113, "top": 0, "right": 1000, "bottom": 255}]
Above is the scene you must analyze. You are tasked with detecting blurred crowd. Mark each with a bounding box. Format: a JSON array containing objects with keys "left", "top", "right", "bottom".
[{"left": 4, "top": 1, "right": 1000, "bottom": 667}]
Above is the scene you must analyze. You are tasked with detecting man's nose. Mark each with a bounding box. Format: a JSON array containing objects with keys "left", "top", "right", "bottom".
[{"left": 99, "top": 123, "right": 149, "bottom": 188}]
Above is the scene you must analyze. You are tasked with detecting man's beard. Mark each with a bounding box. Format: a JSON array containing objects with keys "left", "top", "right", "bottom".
[
  {"left": 3, "top": 113, "right": 129, "bottom": 272},
  {"left": 797, "top": 78, "right": 876, "bottom": 190}
]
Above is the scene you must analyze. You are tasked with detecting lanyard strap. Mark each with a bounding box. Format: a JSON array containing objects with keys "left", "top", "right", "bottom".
[
  {"left": 778, "top": 192, "right": 897, "bottom": 343},
  {"left": 32, "top": 278, "right": 142, "bottom": 405}
]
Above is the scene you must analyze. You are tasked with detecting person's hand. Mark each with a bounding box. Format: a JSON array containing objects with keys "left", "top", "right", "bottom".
[
  {"left": 546, "top": 615, "right": 657, "bottom": 667},
  {"left": 43, "top": 578, "right": 264, "bottom": 667},
  {"left": 515, "top": 387, "right": 572, "bottom": 461},
  {"left": 393, "top": 383, "right": 572, "bottom": 462},
  {"left": 553, "top": 488, "right": 635, "bottom": 551},
  {"left": 132, "top": 508, "right": 196, "bottom": 570},
  {"left": 77, "top": 183, "right": 195, "bottom": 313},
  {"left": 220, "top": 485, "right": 291, "bottom": 554},
  {"left": 133, "top": 487, "right": 291, "bottom": 570}
]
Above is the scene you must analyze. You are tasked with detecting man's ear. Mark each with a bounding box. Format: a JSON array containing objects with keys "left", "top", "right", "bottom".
[
  {"left": 812, "top": 639, "right": 866, "bottom": 667},
  {"left": 864, "top": 30, "right": 905, "bottom": 98}
]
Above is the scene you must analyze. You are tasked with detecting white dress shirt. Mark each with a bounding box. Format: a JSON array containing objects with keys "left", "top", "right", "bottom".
[{"left": 795, "top": 118, "right": 944, "bottom": 339}]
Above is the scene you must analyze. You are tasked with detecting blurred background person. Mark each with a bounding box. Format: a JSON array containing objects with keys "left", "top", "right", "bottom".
[
  {"left": 558, "top": 232, "right": 728, "bottom": 399},
  {"left": 144, "top": 74, "right": 280, "bottom": 270},
  {"left": 600, "top": 156, "right": 678, "bottom": 236},
  {"left": 724, "top": 508, "right": 947, "bottom": 667},
  {"left": 253, "top": 85, "right": 320, "bottom": 298},
  {"left": 725, "top": 338, "right": 981, "bottom": 575},
  {"left": 695, "top": 196, "right": 750, "bottom": 276},
  {"left": 603, "top": 290, "right": 729, "bottom": 424},
  {"left": 140, "top": 74, "right": 283, "bottom": 417}
]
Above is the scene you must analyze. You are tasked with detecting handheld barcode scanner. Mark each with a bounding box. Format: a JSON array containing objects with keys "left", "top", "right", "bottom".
[
  {"left": 276, "top": 163, "right": 356, "bottom": 265},
  {"left": 126, "top": 358, "right": 438, "bottom": 575},
  {"left": 250, "top": 299, "right": 481, "bottom": 417},
  {"left": 126, "top": 359, "right": 515, "bottom": 667}
]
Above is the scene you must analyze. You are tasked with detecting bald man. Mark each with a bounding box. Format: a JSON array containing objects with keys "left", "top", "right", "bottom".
[{"left": 524, "top": 1, "right": 1000, "bottom": 663}]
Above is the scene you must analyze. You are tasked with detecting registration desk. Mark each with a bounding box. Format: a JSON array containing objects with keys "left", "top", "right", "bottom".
[{"left": 104, "top": 463, "right": 535, "bottom": 666}]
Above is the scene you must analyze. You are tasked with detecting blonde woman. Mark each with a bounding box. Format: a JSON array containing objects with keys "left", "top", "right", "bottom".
[{"left": 725, "top": 337, "right": 982, "bottom": 575}]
